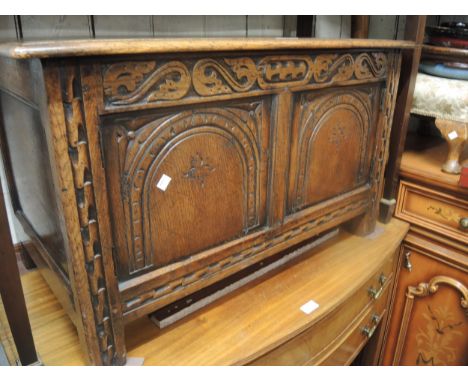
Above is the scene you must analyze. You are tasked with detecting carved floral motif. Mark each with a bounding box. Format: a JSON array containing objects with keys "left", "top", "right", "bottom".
[
  {"left": 328, "top": 123, "right": 349, "bottom": 148},
  {"left": 183, "top": 153, "right": 215, "bottom": 187}
]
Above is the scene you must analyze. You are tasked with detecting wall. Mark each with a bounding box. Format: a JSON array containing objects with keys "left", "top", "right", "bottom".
[
  {"left": 0, "top": 15, "right": 414, "bottom": 41},
  {"left": 0, "top": 15, "right": 414, "bottom": 243},
  {"left": 0, "top": 16, "right": 297, "bottom": 39}
]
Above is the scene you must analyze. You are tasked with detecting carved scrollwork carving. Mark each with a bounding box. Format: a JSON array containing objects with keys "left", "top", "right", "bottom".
[
  {"left": 103, "top": 60, "right": 191, "bottom": 105},
  {"left": 103, "top": 61, "right": 155, "bottom": 96},
  {"left": 354, "top": 53, "right": 387, "bottom": 80},
  {"left": 313, "top": 54, "right": 355, "bottom": 83},
  {"left": 102, "top": 52, "right": 389, "bottom": 108},
  {"left": 407, "top": 276, "right": 468, "bottom": 312},
  {"left": 192, "top": 58, "right": 257, "bottom": 95}
]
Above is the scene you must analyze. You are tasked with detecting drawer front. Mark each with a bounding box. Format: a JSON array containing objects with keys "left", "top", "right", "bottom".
[
  {"left": 250, "top": 254, "right": 395, "bottom": 366},
  {"left": 395, "top": 181, "right": 468, "bottom": 244},
  {"left": 101, "top": 100, "right": 271, "bottom": 278},
  {"left": 287, "top": 86, "right": 380, "bottom": 213},
  {"left": 317, "top": 292, "right": 388, "bottom": 365}
]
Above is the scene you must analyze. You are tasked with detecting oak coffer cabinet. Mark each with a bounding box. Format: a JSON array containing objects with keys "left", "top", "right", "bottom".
[{"left": 0, "top": 38, "right": 410, "bottom": 365}]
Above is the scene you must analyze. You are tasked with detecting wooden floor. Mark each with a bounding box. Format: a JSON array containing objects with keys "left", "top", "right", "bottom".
[
  {"left": 0, "top": 295, "right": 18, "bottom": 365},
  {"left": 0, "top": 219, "right": 409, "bottom": 366},
  {"left": 0, "top": 270, "right": 87, "bottom": 365}
]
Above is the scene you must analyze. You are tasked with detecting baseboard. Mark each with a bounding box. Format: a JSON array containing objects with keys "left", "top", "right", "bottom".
[{"left": 14, "top": 241, "right": 37, "bottom": 272}]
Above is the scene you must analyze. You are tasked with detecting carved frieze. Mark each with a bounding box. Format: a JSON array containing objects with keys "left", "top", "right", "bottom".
[{"left": 102, "top": 52, "right": 388, "bottom": 109}]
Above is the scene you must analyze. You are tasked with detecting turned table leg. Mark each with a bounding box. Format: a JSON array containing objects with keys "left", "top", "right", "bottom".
[{"left": 434, "top": 118, "right": 468, "bottom": 174}]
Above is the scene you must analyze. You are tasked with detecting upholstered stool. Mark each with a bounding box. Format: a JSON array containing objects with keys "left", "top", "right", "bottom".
[{"left": 411, "top": 72, "right": 468, "bottom": 174}]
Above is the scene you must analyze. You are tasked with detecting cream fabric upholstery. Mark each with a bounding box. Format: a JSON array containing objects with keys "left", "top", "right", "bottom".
[{"left": 411, "top": 73, "right": 468, "bottom": 123}]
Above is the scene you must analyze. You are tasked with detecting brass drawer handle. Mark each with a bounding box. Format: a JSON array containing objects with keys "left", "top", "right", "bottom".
[
  {"left": 460, "top": 217, "right": 468, "bottom": 230},
  {"left": 361, "top": 313, "right": 382, "bottom": 338},
  {"left": 368, "top": 273, "right": 387, "bottom": 300}
]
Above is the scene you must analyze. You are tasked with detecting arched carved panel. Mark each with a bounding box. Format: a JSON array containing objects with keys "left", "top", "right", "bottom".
[
  {"left": 288, "top": 88, "right": 376, "bottom": 212},
  {"left": 101, "top": 102, "right": 269, "bottom": 277}
]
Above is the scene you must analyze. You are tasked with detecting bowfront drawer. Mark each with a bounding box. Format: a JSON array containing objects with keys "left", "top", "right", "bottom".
[
  {"left": 395, "top": 181, "right": 468, "bottom": 244},
  {"left": 250, "top": 252, "right": 395, "bottom": 366},
  {"left": 317, "top": 287, "right": 388, "bottom": 365}
]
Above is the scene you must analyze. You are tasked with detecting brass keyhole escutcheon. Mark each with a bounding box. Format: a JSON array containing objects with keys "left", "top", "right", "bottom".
[{"left": 404, "top": 251, "right": 412, "bottom": 272}]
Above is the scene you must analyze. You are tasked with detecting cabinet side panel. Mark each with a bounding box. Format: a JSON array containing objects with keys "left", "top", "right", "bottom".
[{"left": 0, "top": 87, "right": 68, "bottom": 277}]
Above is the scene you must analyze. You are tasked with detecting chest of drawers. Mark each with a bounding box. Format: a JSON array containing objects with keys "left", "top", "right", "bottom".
[{"left": 0, "top": 38, "right": 408, "bottom": 365}]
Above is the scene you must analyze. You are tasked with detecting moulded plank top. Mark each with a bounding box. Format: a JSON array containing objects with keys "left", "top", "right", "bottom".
[{"left": 0, "top": 38, "right": 416, "bottom": 59}]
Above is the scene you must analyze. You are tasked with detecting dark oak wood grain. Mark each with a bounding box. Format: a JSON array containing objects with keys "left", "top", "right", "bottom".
[{"left": 0, "top": 38, "right": 404, "bottom": 365}]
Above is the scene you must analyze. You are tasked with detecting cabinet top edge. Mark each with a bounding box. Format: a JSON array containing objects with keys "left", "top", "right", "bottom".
[{"left": 0, "top": 38, "right": 415, "bottom": 59}]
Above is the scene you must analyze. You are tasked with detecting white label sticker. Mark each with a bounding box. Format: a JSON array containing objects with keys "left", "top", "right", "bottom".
[
  {"left": 448, "top": 130, "right": 458, "bottom": 140},
  {"left": 300, "top": 300, "right": 319, "bottom": 315},
  {"left": 156, "top": 174, "right": 172, "bottom": 191}
]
